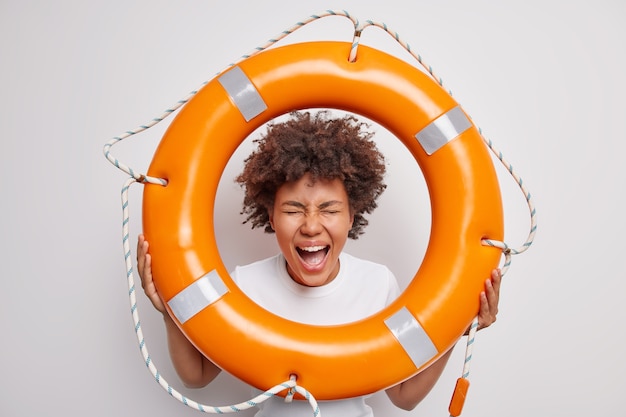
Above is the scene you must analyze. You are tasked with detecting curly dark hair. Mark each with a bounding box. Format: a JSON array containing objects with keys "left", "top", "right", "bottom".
[{"left": 235, "top": 110, "right": 387, "bottom": 239}]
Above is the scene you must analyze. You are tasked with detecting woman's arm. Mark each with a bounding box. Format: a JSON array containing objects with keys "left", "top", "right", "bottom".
[
  {"left": 386, "top": 269, "right": 502, "bottom": 410},
  {"left": 137, "top": 234, "right": 222, "bottom": 388},
  {"left": 163, "top": 314, "right": 222, "bottom": 388},
  {"left": 385, "top": 347, "right": 454, "bottom": 410}
]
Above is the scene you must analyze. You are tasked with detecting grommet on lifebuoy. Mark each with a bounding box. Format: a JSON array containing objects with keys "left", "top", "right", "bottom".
[{"left": 142, "top": 41, "right": 504, "bottom": 400}]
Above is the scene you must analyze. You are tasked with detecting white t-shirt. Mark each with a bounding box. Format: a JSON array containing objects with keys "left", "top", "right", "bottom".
[{"left": 231, "top": 252, "right": 401, "bottom": 417}]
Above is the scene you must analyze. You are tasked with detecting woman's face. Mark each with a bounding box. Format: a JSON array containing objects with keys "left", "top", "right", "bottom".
[{"left": 270, "top": 173, "right": 354, "bottom": 287}]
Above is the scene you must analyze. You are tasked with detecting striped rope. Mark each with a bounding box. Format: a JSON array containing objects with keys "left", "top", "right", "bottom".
[
  {"left": 350, "top": 18, "right": 537, "bottom": 264},
  {"left": 103, "top": 9, "right": 536, "bottom": 265},
  {"left": 347, "top": 21, "right": 537, "bottom": 415},
  {"left": 106, "top": 10, "right": 537, "bottom": 416},
  {"left": 102, "top": 10, "right": 358, "bottom": 184},
  {"left": 461, "top": 319, "right": 479, "bottom": 380},
  {"left": 120, "top": 177, "right": 321, "bottom": 416}
]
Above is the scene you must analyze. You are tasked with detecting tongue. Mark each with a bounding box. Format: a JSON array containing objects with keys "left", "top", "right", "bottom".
[{"left": 300, "top": 249, "right": 325, "bottom": 266}]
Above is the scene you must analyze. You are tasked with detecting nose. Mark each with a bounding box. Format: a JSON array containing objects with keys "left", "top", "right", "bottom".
[{"left": 300, "top": 213, "right": 323, "bottom": 236}]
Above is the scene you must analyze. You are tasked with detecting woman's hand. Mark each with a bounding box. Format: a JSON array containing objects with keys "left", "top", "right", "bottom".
[
  {"left": 471, "top": 268, "right": 502, "bottom": 333},
  {"left": 137, "top": 234, "right": 166, "bottom": 314}
]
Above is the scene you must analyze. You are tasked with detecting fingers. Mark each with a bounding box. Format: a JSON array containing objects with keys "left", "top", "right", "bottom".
[
  {"left": 477, "top": 269, "right": 501, "bottom": 330},
  {"left": 477, "top": 291, "right": 491, "bottom": 329},
  {"left": 489, "top": 268, "right": 502, "bottom": 298},
  {"left": 137, "top": 234, "right": 148, "bottom": 270},
  {"left": 136, "top": 234, "right": 166, "bottom": 313},
  {"left": 137, "top": 234, "right": 151, "bottom": 284}
]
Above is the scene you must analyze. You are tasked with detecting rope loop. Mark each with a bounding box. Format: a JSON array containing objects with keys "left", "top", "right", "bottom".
[
  {"left": 345, "top": 15, "right": 538, "bottom": 275},
  {"left": 106, "top": 10, "right": 537, "bottom": 417},
  {"left": 120, "top": 177, "right": 321, "bottom": 416}
]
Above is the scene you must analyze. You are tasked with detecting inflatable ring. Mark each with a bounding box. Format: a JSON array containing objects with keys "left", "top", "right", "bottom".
[{"left": 143, "top": 41, "right": 504, "bottom": 400}]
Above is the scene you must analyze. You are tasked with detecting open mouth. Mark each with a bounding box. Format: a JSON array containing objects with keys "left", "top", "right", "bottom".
[{"left": 296, "top": 245, "right": 330, "bottom": 266}]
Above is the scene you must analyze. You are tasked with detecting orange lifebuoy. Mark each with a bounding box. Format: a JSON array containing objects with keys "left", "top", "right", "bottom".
[{"left": 143, "top": 41, "right": 503, "bottom": 400}]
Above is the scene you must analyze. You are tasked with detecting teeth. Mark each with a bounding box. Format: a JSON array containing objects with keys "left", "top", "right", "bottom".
[{"left": 299, "top": 245, "right": 326, "bottom": 252}]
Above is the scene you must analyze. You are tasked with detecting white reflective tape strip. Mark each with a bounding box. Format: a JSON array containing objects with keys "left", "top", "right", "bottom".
[
  {"left": 415, "top": 106, "right": 472, "bottom": 155},
  {"left": 384, "top": 307, "right": 438, "bottom": 369},
  {"left": 218, "top": 66, "right": 267, "bottom": 122},
  {"left": 167, "top": 270, "right": 228, "bottom": 324}
]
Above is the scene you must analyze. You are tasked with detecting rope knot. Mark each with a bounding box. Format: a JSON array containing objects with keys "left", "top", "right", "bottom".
[{"left": 284, "top": 374, "right": 298, "bottom": 403}]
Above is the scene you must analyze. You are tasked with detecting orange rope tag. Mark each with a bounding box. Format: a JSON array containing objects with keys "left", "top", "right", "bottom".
[{"left": 448, "top": 377, "right": 470, "bottom": 416}]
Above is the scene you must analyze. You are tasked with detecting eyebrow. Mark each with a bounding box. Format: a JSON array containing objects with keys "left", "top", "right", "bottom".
[{"left": 281, "top": 200, "right": 345, "bottom": 210}]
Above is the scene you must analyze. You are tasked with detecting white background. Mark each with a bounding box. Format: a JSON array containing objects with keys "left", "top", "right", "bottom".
[{"left": 1, "top": 1, "right": 624, "bottom": 416}]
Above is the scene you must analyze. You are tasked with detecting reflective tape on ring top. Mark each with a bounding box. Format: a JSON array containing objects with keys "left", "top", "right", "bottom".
[
  {"left": 415, "top": 106, "right": 472, "bottom": 155},
  {"left": 218, "top": 66, "right": 268, "bottom": 122}
]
